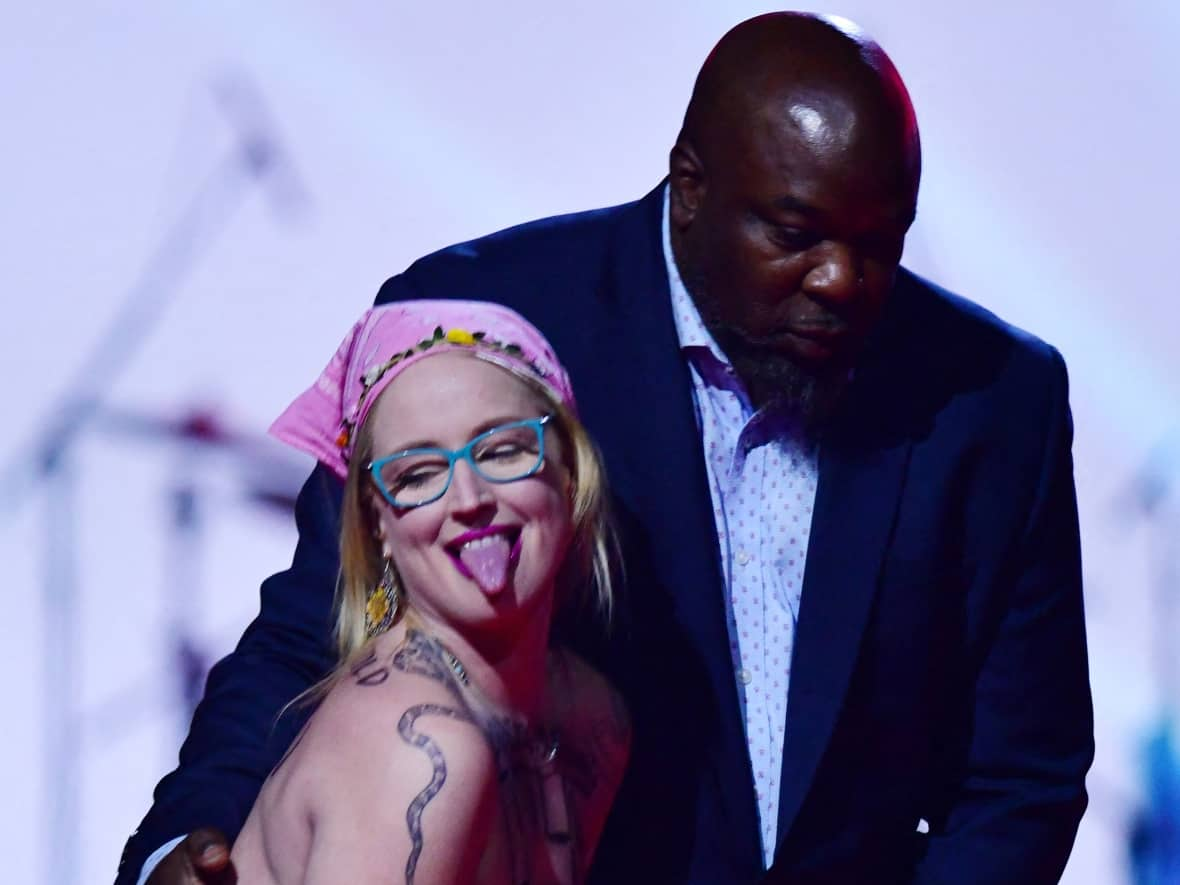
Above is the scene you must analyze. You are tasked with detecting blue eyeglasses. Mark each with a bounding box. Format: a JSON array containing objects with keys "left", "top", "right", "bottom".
[{"left": 368, "top": 415, "right": 553, "bottom": 509}]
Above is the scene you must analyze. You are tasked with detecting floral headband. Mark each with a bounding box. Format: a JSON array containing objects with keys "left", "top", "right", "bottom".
[{"left": 269, "top": 300, "right": 577, "bottom": 479}]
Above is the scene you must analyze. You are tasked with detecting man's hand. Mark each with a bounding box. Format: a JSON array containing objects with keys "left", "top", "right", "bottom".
[{"left": 146, "top": 828, "right": 237, "bottom": 885}]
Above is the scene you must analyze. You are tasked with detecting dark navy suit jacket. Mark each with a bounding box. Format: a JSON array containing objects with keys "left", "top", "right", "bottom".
[{"left": 118, "top": 185, "right": 1093, "bottom": 884}]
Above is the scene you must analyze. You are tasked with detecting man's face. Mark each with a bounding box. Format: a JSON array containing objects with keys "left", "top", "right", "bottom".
[{"left": 671, "top": 95, "right": 918, "bottom": 414}]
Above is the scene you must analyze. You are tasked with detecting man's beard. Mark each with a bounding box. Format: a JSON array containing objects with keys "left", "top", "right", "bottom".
[
  {"left": 710, "top": 325, "right": 850, "bottom": 436},
  {"left": 685, "top": 271, "right": 850, "bottom": 437}
]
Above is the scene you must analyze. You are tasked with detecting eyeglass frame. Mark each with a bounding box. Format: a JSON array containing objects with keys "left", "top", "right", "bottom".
[{"left": 367, "top": 415, "right": 554, "bottom": 509}]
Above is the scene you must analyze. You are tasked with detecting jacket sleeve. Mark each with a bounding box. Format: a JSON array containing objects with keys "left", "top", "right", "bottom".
[
  {"left": 114, "top": 465, "right": 343, "bottom": 884},
  {"left": 911, "top": 348, "right": 1095, "bottom": 883}
]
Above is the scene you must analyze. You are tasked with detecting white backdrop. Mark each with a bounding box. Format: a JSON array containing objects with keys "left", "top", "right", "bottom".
[{"left": 1, "top": 3, "right": 1177, "bottom": 883}]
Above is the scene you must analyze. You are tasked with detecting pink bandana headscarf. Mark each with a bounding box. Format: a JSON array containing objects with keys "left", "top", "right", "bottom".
[{"left": 270, "top": 300, "right": 577, "bottom": 479}]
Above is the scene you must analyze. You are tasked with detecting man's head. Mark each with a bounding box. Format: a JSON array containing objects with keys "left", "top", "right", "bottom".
[{"left": 670, "top": 12, "right": 921, "bottom": 423}]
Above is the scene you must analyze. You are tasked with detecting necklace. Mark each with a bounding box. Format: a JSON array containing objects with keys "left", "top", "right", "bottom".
[
  {"left": 437, "top": 643, "right": 470, "bottom": 687},
  {"left": 434, "top": 638, "right": 562, "bottom": 768},
  {"left": 518, "top": 727, "right": 560, "bottom": 770}
]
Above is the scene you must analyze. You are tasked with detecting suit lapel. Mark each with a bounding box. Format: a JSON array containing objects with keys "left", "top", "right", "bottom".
[
  {"left": 587, "top": 187, "right": 763, "bottom": 859},
  {"left": 774, "top": 336, "right": 914, "bottom": 849}
]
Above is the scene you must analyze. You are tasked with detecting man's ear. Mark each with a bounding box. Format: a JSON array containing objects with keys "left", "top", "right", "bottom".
[{"left": 668, "top": 137, "right": 705, "bottom": 229}]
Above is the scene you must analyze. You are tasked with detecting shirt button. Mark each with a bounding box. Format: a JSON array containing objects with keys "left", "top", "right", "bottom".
[
  {"left": 737, "top": 549, "right": 752, "bottom": 565},
  {"left": 738, "top": 668, "right": 752, "bottom": 685}
]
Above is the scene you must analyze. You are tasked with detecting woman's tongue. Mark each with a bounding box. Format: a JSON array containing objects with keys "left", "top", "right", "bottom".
[{"left": 457, "top": 534, "right": 513, "bottom": 594}]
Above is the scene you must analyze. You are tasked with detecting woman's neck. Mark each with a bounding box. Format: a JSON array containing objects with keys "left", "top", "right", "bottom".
[{"left": 407, "top": 599, "right": 555, "bottom": 720}]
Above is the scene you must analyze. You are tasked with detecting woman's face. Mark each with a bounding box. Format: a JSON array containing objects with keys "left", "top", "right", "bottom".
[{"left": 367, "top": 352, "right": 573, "bottom": 640}]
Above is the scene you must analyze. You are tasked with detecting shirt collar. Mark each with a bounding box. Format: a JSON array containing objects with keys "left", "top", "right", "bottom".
[{"left": 661, "top": 185, "right": 740, "bottom": 386}]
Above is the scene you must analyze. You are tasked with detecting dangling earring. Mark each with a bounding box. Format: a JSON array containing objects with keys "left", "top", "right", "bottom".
[{"left": 365, "top": 558, "right": 400, "bottom": 638}]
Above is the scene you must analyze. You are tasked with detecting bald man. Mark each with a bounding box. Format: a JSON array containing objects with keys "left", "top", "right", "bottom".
[{"left": 121, "top": 13, "right": 1092, "bottom": 885}]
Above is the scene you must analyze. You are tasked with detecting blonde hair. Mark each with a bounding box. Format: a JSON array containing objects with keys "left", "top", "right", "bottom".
[{"left": 333, "top": 365, "right": 615, "bottom": 673}]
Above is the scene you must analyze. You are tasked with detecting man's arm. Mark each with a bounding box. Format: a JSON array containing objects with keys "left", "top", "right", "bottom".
[
  {"left": 115, "top": 465, "right": 343, "bottom": 885},
  {"left": 912, "top": 348, "right": 1094, "bottom": 883}
]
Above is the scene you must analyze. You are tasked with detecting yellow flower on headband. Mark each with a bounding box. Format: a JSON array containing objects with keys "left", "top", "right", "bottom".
[{"left": 444, "top": 328, "right": 477, "bottom": 346}]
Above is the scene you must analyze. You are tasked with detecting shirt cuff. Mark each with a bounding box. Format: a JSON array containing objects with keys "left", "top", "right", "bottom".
[{"left": 137, "top": 835, "right": 186, "bottom": 885}]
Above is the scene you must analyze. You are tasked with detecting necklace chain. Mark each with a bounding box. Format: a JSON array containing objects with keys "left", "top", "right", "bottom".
[{"left": 434, "top": 636, "right": 561, "bottom": 767}]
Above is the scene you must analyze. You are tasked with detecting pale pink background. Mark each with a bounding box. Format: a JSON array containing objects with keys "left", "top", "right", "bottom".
[{"left": 1, "top": 3, "right": 1176, "bottom": 883}]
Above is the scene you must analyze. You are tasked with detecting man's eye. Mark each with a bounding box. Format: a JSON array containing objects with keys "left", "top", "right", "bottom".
[
  {"left": 769, "top": 225, "right": 818, "bottom": 250},
  {"left": 858, "top": 232, "right": 905, "bottom": 262}
]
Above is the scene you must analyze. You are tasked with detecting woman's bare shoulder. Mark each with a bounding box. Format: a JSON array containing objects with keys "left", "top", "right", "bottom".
[
  {"left": 274, "top": 632, "right": 500, "bottom": 882},
  {"left": 287, "top": 632, "right": 495, "bottom": 802}
]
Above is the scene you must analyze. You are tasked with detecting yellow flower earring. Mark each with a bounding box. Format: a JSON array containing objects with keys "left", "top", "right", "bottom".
[{"left": 365, "top": 558, "right": 400, "bottom": 638}]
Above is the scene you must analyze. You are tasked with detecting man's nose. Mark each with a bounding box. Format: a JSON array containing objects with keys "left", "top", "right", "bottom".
[{"left": 802, "top": 241, "right": 862, "bottom": 306}]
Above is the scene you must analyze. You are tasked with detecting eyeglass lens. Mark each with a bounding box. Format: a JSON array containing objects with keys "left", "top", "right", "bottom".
[{"left": 377, "top": 422, "right": 544, "bottom": 506}]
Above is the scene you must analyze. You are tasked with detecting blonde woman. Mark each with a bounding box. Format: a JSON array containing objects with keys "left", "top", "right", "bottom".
[{"left": 230, "top": 301, "right": 630, "bottom": 884}]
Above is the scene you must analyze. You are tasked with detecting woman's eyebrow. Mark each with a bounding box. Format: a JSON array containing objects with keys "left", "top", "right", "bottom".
[{"left": 382, "top": 414, "right": 536, "bottom": 453}]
